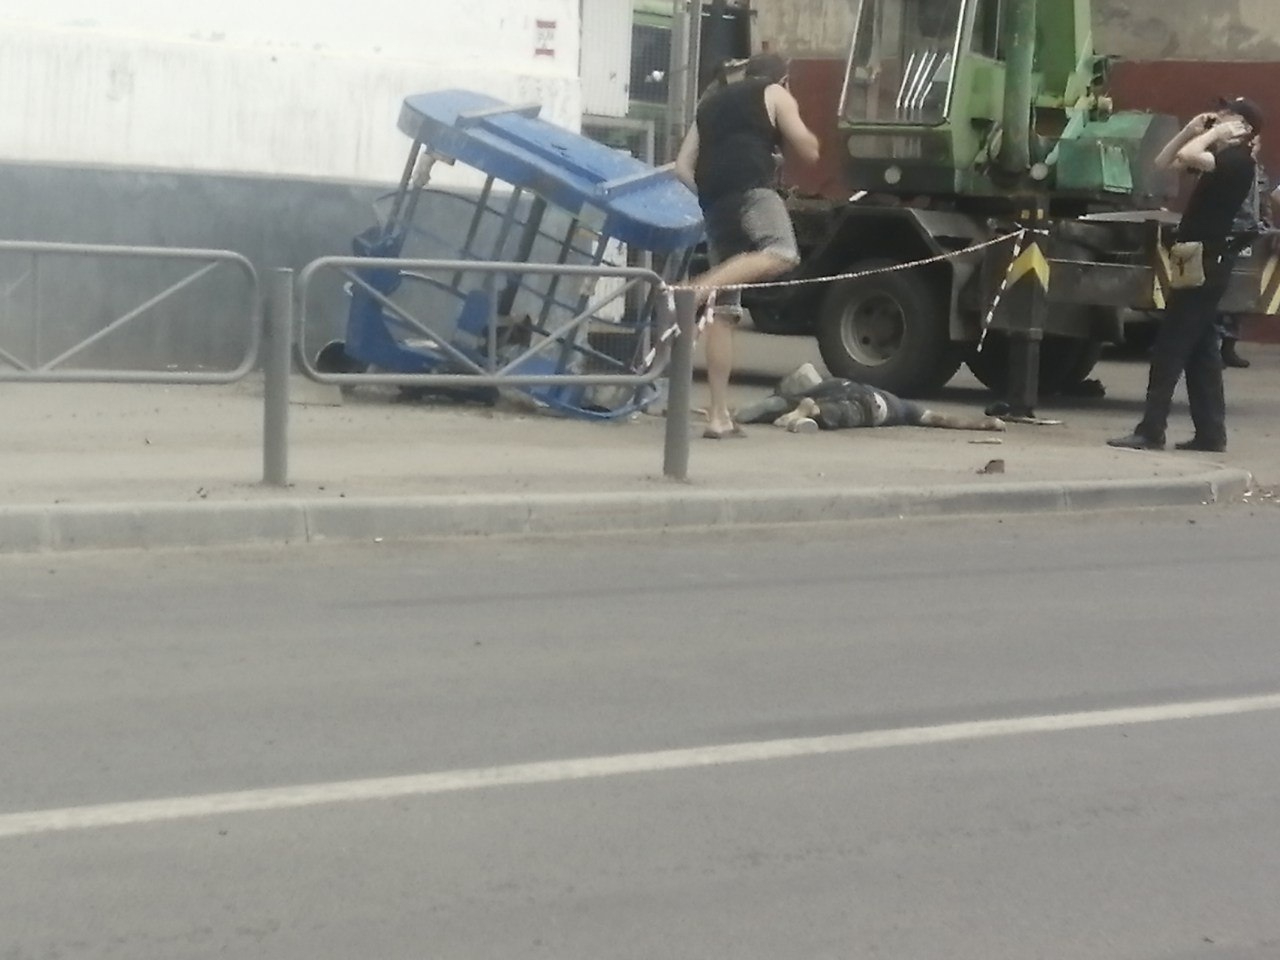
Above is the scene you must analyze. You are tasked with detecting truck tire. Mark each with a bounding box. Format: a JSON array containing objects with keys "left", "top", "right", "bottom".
[
  {"left": 744, "top": 302, "right": 797, "bottom": 336},
  {"left": 815, "top": 261, "right": 959, "bottom": 397},
  {"left": 966, "top": 333, "right": 1103, "bottom": 397}
]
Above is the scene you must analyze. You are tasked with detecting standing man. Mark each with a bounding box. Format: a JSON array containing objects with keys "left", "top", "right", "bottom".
[
  {"left": 674, "top": 52, "right": 820, "bottom": 439},
  {"left": 1109, "top": 97, "right": 1264, "bottom": 453},
  {"left": 1217, "top": 145, "right": 1271, "bottom": 369}
]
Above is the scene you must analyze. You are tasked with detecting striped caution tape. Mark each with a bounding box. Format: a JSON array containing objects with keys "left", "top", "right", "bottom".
[
  {"left": 978, "top": 232, "right": 1028, "bottom": 349},
  {"left": 644, "top": 230, "right": 1026, "bottom": 373},
  {"left": 668, "top": 230, "right": 1025, "bottom": 296}
]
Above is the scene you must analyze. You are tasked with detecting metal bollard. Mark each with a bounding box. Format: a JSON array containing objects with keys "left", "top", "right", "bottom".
[
  {"left": 663, "top": 287, "right": 698, "bottom": 481},
  {"left": 262, "top": 269, "right": 293, "bottom": 486}
]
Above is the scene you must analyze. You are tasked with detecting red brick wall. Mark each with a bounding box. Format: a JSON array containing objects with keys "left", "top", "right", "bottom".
[
  {"left": 781, "top": 57, "right": 848, "bottom": 199},
  {"left": 1109, "top": 61, "right": 1280, "bottom": 184}
]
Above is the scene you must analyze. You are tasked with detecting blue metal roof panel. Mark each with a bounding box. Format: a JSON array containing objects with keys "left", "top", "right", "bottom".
[{"left": 398, "top": 90, "right": 704, "bottom": 252}]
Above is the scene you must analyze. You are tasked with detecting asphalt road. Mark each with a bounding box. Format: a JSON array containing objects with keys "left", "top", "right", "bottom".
[{"left": 3, "top": 510, "right": 1280, "bottom": 959}]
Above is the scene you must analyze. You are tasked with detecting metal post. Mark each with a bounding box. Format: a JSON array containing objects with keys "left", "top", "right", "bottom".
[
  {"left": 997, "top": 0, "right": 1035, "bottom": 176},
  {"left": 666, "top": 0, "right": 691, "bottom": 164},
  {"left": 1006, "top": 202, "right": 1048, "bottom": 418},
  {"left": 31, "top": 254, "right": 43, "bottom": 369},
  {"left": 663, "top": 287, "right": 697, "bottom": 480},
  {"left": 263, "top": 268, "right": 293, "bottom": 486},
  {"left": 687, "top": 0, "right": 705, "bottom": 119}
]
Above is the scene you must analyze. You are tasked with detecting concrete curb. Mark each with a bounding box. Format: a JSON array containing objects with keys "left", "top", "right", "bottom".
[{"left": 0, "top": 469, "right": 1254, "bottom": 555}]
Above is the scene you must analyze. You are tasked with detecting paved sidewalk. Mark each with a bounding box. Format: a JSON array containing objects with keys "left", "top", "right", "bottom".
[{"left": 2, "top": 335, "right": 1276, "bottom": 552}]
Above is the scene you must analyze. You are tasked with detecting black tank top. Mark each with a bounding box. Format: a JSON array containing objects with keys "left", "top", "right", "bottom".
[{"left": 693, "top": 79, "right": 781, "bottom": 211}]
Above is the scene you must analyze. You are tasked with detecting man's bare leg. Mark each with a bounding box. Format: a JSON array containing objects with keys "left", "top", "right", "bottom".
[
  {"left": 689, "top": 251, "right": 795, "bottom": 309},
  {"left": 704, "top": 310, "right": 737, "bottom": 435},
  {"left": 690, "top": 250, "right": 796, "bottom": 436}
]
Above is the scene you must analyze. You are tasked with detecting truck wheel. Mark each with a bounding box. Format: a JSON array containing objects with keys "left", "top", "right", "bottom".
[
  {"left": 966, "top": 333, "right": 1102, "bottom": 397},
  {"left": 745, "top": 302, "right": 796, "bottom": 336},
  {"left": 742, "top": 285, "right": 805, "bottom": 336},
  {"left": 815, "top": 261, "right": 959, "bottom": 397}
]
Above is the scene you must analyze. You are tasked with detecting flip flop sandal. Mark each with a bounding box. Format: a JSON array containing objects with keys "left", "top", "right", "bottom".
[{"left": 702, "top": 424, "right": 747, "bottom": 440}]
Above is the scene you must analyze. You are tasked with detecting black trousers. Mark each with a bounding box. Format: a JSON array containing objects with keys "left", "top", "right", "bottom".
[{"left": 1136, "top": 261, "right": 1232, "bottom": 445}]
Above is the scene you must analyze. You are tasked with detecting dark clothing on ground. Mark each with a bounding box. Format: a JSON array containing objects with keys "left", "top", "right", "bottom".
[
  {"left": 1134, "top": 144, "right": 1256, "bottom": 445},
  {"left": 791, "top": 378, "right": 924, "bottom": 429},
  {"left": 693, "top": 78, "right": 781, "bottom": 212}
]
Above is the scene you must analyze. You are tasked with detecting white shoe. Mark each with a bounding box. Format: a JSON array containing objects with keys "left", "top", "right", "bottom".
[{"left": 787, "top": 417, "right": 820, "bottom": 434}]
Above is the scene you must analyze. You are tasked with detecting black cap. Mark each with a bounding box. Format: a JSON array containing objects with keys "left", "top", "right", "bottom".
[
  {"left": 1217, "top": 96, "right": 1265, "bottom": 135},
  {"left": 744, "top": 53, "right": 789, "bottom": 84}
]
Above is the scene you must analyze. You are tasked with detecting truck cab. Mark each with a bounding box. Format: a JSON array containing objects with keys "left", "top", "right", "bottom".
[{"left": 836, "top": 0, "right": 1174, "bottom": 211}]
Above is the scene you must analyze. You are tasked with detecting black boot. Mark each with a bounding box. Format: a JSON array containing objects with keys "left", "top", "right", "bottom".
[
  {"left": 1222, "top": 338, "right": 1250, "bottom": 368},
  {"left": 1107, "top": 431, "right": 1166, "bottom": 451},
  {"left": 1175, "top": 436, "right": 1227, "bottom": 453}
]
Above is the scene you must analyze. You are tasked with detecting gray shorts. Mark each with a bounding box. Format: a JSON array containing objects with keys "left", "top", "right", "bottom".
[{"left": 703, "top": 188, "right": 800, "bottom": 313}]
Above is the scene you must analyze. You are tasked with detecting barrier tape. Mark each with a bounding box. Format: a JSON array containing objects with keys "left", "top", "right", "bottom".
[
  {"left": 646, "top": 229, "right": 1027, "bottom": 368},
  {"left": 978, "top": 231, "right": 1028, "bottom": 349},
  {"left": 668, "top": 230, "right": 1025, "bottom": 295},
  {"left": 643, "top": 227, "right": 1280, "bottom": 371}
]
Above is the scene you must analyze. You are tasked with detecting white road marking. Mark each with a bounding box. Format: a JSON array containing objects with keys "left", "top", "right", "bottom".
[{"left": 4, "top": 692, "right": 1280, "bottom": 840}]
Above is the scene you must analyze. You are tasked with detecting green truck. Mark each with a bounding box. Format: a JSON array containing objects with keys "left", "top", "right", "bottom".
[{"left": 670, "top": 0, "right": 1278, "bottom": 405}]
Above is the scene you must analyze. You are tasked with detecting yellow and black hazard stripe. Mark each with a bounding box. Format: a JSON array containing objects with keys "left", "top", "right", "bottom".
[
  {"left": 1259, "top": 253, "right": 1280, "bottom": 315},
  {"left": 1004, "top": 240, "right": 1050, "bottom": 291}
]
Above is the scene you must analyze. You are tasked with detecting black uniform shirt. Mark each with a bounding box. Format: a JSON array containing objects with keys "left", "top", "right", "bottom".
[{"left": 1177, "top": 143, "right": 1257, "bottom": 245}]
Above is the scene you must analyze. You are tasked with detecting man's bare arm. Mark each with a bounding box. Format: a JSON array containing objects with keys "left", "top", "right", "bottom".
[
  {"left": 1177, "top": 120, "right": 1251, "bottom": 172},
  {"left": 1155, "top": 113, "right": 1215, "bottom": 171},
  {"left": 674, "top": 124, "right": 700, "bottom": 192},
  {"left": 768, "top": 86, "right": 821, "bottom": 166}
]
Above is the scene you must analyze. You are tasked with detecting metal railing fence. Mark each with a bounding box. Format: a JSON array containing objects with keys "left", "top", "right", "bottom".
[
  {"left": 0, "top": 241, "right": 699, "bottom": 490},
  {"left": 277, "top": 259, "right": 697, "bottom": 483},
  {"left": 0, "top": 241, "right": 259, "bottom": 384}
]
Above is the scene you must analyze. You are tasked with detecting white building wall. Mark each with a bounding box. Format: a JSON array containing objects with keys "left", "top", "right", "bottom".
[
  {"left": 580, "top": 0, "right": 634, "bottom": 117},
  {"left": 0, "top": 0, "right": 583, "bottom": 185}
]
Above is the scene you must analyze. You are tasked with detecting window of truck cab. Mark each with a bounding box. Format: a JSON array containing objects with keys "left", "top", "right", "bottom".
[{"left": 840, "top": 0, "right": 967, "bottom": 126}]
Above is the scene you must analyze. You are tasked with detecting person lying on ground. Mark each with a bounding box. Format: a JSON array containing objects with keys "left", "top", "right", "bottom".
[{"left": 735, "top": 364, "right": 1006, "bottom": 434}]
